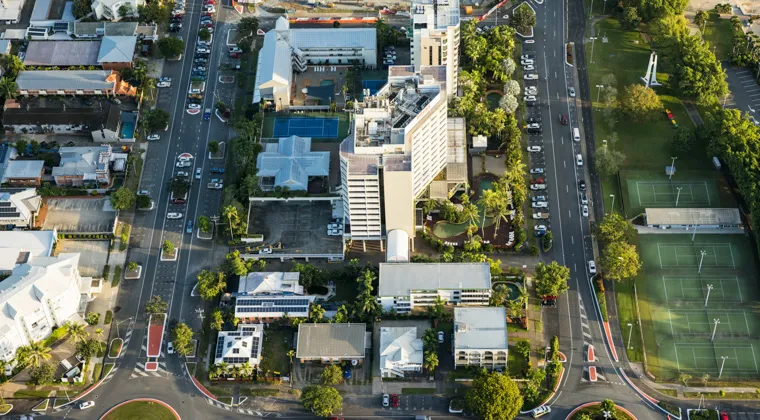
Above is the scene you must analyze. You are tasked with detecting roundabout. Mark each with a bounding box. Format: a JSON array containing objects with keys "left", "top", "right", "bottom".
[
  {"left": 100, "top": 398, "right": 180, "bottom": 420},
  {"left": 566, "top": 401, "right": 637, "bottom": 420}
]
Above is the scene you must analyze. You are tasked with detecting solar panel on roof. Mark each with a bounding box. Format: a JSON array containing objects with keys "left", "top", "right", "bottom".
[{"left": 215, "top": 336, "right": 225, "bottom": 358}]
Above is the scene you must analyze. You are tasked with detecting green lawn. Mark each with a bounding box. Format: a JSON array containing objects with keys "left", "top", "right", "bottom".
[
  {"left": 701, "top": 15, "right": 740, "bottom": 61},
  {"left": 259, "top": 328, "right": 293, "bottom": 374},
  {"left": 13, "top": 389, "right": 52, "bottom": 399},
  {"left": 507, "top": 347, "right": 528, "bottom": 377},
  {"left": 103, "top": 401, "right": 177, "bottom": 420}
]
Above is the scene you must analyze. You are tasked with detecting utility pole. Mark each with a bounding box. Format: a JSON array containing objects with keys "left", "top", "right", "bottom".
[
  {"left": 675, "top": 187, "right": 683, "bottom": 207},
  {"left": 589, "top": 37, "right": 598, "bottom": 64},
  {"left": 698, "top": 249, "right": 707, "bottom": 274},
  {"left": 711, "top": 318, "right": 720, "bottom": 342},
  {"left": 627, "top": 322, "right": 634, "bottom": 349},
  {"left": 669, "top": 156, "right": 678, "bottom": 180},
  {"left": 704, "top": 284, "right": 713, "bottom": 307},
  {"left": 595, "top": 84, "right": 604, "bottom": 109},
  {"left": 718, "top": 355, "right": 729, "bottom": 379}
]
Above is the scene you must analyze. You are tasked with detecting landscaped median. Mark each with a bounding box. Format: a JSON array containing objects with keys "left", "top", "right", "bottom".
[
  {"left": 565, "top": 401, "right": 637, "bottom": 420},
  {"left": 108, "top": 338, "right": 123, "bottom": 359},
  {"left": 100, "top": 398, "right": 180, "bottom": 420}
]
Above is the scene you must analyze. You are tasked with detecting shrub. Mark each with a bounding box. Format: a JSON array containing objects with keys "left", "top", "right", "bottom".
[
  {"left": 104, "top": 310, "right": 113, "bottom": 325},
  {"left": 102, "top": 264, "right": 110, "bottom": 280},
  {"left": 719, "top": 389, "right": 726, "bottom": 397},
  {"left": 86, "top": 312, "right": 100, "bottom": 326}
]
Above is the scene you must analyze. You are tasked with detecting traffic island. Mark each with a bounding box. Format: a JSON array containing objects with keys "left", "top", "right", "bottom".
[
  {"left": 566, "top": 402, "right": 637, "bottom": 420},
  {"left": 160, "top": 240, "right": 177, "bottom": 262},
  {"left": 196, "top": 228, "right": 213, "bottom": 240},
  {"left": 209, "top": 141, "right": 225, "bottom": 160},
  {"left": 147, "top": 313, "right": 166, "bottom": 362},
  {"left": 0, "top": 403, "right": 12, "bottom": 415},
  {"left": 124, "top": 264, "right": 142, "bottom": 280},
  {"left": 100, "top": 399, "right": 180, "bottom": 420},
  {"left": 108, "top": 338, "right": 124, "bottom": 359}
]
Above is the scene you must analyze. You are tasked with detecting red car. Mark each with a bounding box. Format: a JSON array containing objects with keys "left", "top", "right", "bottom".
[
  {"left": 721, "top": 413, "right": 729, "bottom": 420},
  {"left": 390, "top": 394, "right": 399, "bottom": 408},
  {"left": 204, "top": 0, "right": 215, "bottom": 4},
  {"left": 560, "top": 114, "right": 568, "bottom": 125}
]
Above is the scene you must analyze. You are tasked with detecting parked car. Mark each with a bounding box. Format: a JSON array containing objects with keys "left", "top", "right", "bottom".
[
  {"left": 521, "top": 54, "right": 535, "bottom": 60},
  {"left": 382, "top": 393, "right": 390, "bottom": 407},
  {"left": 530, "top": 168, "right": 545, "bottom": 174},
  {"left": 579, "top": 180, "right": 586, "bottom": 191},
  {"left": 530, "top": 184, "right": 546, "bottom": 191},
  {"left": 438, "top": 331, "right": 444, "bottom": 343},
  {"left": 147, "top": 134, "right": 160, "bottom": 141},
  {"left": 157, "top": 81, "right": 171, "bottom": 88},
  {"left": 532, "top": 201, "right": 549, "bottom": 209},
  {"left": 580, "top": 192, "right": 588, "bottom": 204},
  {"left": 167, "top": 212, "right": 183, "bottom": 219},
  {"left": 521, "top": 59, "right": 534, "bottom": 66},
  {"left": 137, "top": 190, "right": 150, "bottom": 196},
  {"left": 197, "top": 47, "right": 210, "bottom": 54},
  {"left": 188, "top": 103, "right": 201, "bottom": 110},
  {"left": 524, "top": 74, "right": 539, "bottom": 80},
  {"left": 167, "top": 341, "right": 175, "bottom": 354},
  {"left": 211, "top": 167, "right": 225, "bottom": 173},
  {"left": 582, "top": 205, "right": 589, "bottom": 217},
  {"left": 391, "top": 394, "right": 399, "bottom": 408},
  {"left": 588, "top": 260, "right": 597, "bottom": 274},
  {"left": 527, "top": 146, "right": 542, "bottom": 152},
  {"left": 194, "top": 58, "right": 208, "bottom": 64},
  {"left": 524, "top": 65, "right": 535, "bottom": 71},
  {"left": 576, "top": 154, "right": 583, "bottom": 166},
  {"left": 524, "top": 95, "right": 537, "bottom": 102},
  {"left": 569, "top": 87, "right": 576, "bottom": 97},
  {"left": 525, "top": 87, "right": 537, "bottom": 95},
  {"left": 532, "top": 195, "right": 547, "bottom": 202},
  {"left": 534, "top": 225, "right": 547, "bottom": 231},
  {"left": 176, "top": 171, "right": 189, "bottom": 177}
]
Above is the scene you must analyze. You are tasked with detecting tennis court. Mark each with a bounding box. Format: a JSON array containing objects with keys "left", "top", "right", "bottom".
[
  {"left": 634, "top": 181, "right": 713, "bottom": 207},
  {"left": 635, "top": 234, "right": 760, "bottom": 379},
  {"left": 272, "top": 117, "right": 339, "bottom": 138}
]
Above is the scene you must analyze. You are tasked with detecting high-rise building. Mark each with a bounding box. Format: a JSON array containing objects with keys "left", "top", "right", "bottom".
[{"left": 410, "top": 0, "right": 460, "bottom": 99}]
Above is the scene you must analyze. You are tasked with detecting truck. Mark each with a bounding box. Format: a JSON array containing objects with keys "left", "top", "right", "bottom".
[
  {"left": 532, "top": 212, "right": 550, "bottom": 220},
  {"left": 188, "top": 80, "right": 205, "bottom": 96}
]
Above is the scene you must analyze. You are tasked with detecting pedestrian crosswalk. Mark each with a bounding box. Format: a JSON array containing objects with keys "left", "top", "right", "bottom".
[{"left": 130, "top": 361, "right": 168, "bottom": 378}]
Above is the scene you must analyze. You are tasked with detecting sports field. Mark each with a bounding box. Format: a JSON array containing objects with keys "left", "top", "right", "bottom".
[
  {"left": 636, "top": 234, "right": 760, "bottom": 380},
  {"left": 261, "top": 112, "right": 350, "bottom": 141},
  {"left": 618, "top": 170, "right": 734, "bottom": 217}
]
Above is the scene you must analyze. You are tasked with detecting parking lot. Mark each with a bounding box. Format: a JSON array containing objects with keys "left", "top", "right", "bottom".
[
  {"left": 724, "top": 63, "right": 760, "bottom": 124},
  {"left": 57, "top": 239, "right": 110, "bottom": 277},
  {"left": 41, "top": 197, "right": 118, "bottom": 235}
]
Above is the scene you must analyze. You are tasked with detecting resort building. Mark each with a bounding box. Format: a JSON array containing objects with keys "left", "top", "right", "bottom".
[
  {"left": 296, "top": 323, "right": 367, "bottom": 363},
  {"left": 453, "top": 307, "right": 508, "bottom": 370},
  {"left": 410, "top": 0, "right": 460, "bottom": 98},
  {"left": 213, "top": 324, "right": 264, "bottom": 367},
  {"left": 256, "top": 136, "right": 329, "bottom": 191},
  {"left": 376, "top": 262, "right": 491, "bottom": 312}
]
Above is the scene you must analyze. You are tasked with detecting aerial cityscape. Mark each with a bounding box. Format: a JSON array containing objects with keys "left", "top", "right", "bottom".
[{"left": 0, "top": 0, "right": 757, "bottom": 418}]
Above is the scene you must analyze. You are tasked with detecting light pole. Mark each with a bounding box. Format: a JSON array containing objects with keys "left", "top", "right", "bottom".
[
  {"left": 595, "top": 84, "right": 604, "bottom": 108},
  {"left": 669, "top": 156, "right": 678, "bottom": 180},
  {"left": 627, "top": 322, "right": 634, "bottom": 349},
  {"left": 589, "top": 0, "right": 595, "bottom": 19},
  {"left": 610, "top": 194, "right": 615, "bottom": 213},
  {"left": 589, "top": 37, "right": 598, "bottom": 64},
  {"left": 711, "top": 318, "right": 720, "bottom": 342},
  {"left": 723, "top": 93, "right": 729, "bottom": 108},
  {"left": 718, "top": 355, "right": 729, "bottom": 379},
  {"left": 675, "top": 186, "right": 683, "bottom": 207},
  {"left": 602, "top": 0, "right": 607, "bottom": 14},
  {"left": 691, "top": 224, "right": 698, "bottom": 242},
  {"left": 114, "top": 317, "right": 132, "bottom": 338},
  {"left": 704, "top": 284, "right": 713, "bottom": 307},
  {"left": 698, "top": 249, "right": 707, "bottom": 274}
]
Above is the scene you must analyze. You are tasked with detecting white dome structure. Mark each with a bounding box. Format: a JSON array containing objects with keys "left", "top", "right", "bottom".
[{"left": 386, "top": 229, "right": 409, "bottom": 262}]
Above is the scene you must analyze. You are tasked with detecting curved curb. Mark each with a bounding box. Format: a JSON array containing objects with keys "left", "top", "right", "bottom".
[
  {"left": 183, "top": 362, "right": 233, "bottom": 408},
  {"left": 99, "top": 398, "right": 180, "bottom": 420},
  {"left": 564, "top": 402, "right": 638, "bottom": 420},
  {"left": 602, "top": 321, "right": 619, "bottom": 362},
  {"left": 565, "top": 42, "right": 574, "bottom": 67},
  {"left": 0, "top": 404, "right": 12, "bottom": 415},
  {"left": 617, "top": 368, "right": 681, "bottom": 419},
  {"left": 519, "top": 364, "right": 565, "bottom": 414}
]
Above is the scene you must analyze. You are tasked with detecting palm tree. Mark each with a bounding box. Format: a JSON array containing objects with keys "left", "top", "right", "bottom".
[
  {"left": 0, "top": 77, "right": 17, "bottom": 99},
  {"left": 422, "top": 200, "right": 438, "bottom": 218},
  {"left": 600, "top": 399, "right": 617, "bottom": 417},
  {"left": 423, "top": 351, "right": 439, "bottom": 372},
  {"left": 516, "top": 285, "right": 529, "bottom": 309},
  {"left": 309, "top": 304, "right": 326, "bottom": 322},
  {"left": 231, "top": 365, "right": 242, "bottom": 379},
  {"left": 422, "top": 328, "right": 437, "bottom": 349},
  {"left": 94, "top": 328, "right": 104, "bottom": 341},
  {"left": 240, "top": 361, "right": 254, "bottom": 379},
  {"left": 458, "top": 193, "right": 479, "bottom": 231},
  {"left": 478, "top": 189, "right": 499, "bottom": 235},
  {"left": 67, "top": 322, "right": 89, "bottom": 344},
  {"left": 217, "top": 361, "right": 229, "bottom": 378},
  {"left": 25, "top": 341, "right": 52, "bottom": 368},
  {"left": 1, "top": 55, "right": 24, "bottom": 78}
]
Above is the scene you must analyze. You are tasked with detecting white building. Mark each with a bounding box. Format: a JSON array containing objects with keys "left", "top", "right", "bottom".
[
  {"left": 0, "top": 188, "right": 42, "bottom": 228},
  {"left": 644, "top": 208, "right": 743, "bottom": 231},
  {"left": 213, "top": 324, "right": 264, "bottom": 367},
  {"left": 379, "top": 326, "right": 423, "bottom": 378},
  {"left": 453, "top": 307, "right": 508, "bottom": 370},
  {"left": 377, "top": 262, "right": 491, "bottom": 312},
  {"left": 91, "top": 0, "right": 141, "bottom": 21},
  {"left": 410, "top": 0, "right": 460, "bottom": 99},
  {"left": 0, "top": 253, "right": 91, "bottom": 362},
  {"left": 256, "top": 136, "right": 330, "bottom": 191},
  {"left": 0, "top": 0, "right": 24, "bottom": 24},
  {"left": 234, "top": 272, "right": 317, "bottom": 322},
  {"left": 253, "top": 17, "right": 377, "bottom": 110},
  {"left": 0, "top": 230, "right": 56, "bottom": 274},
  {"left": 340, "top": 66, "right": 466, "bottom": 242}
]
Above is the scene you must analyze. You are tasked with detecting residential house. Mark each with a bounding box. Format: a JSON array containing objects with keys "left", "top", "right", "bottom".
[
  {"left": 377, "top": 263, "right": 492, "bottom": 313},
  {"left": 3, "top": 99, "right": 122, "bottom": 136},
  {"left": 379, "top": 326, "right": 424, "bottom": 378},
  {"left": 213, "top": 324, "right": 264, "bottom": 367},
  {"left": 0, "top": 253, "right": 92, "bottom": 362},
  {"left": 15, "top": 70, "right": 137, "bottom": 97},
  {"left": 256, "top": 136, "right": 329, "bottom": 191},
  {"left": 53, "top": 145, "right": 112, "bottom": 186},
  {"left": 97, "top": 36, "right": 137, "bottom": 69},
  {"left": 0, "top": 0, "right": 25, "bottom": 24},
  {"left": 453, "top": 307, "right": 508, "bottom": 370},
  {"left": 234, "top": 272, "right": 318, "bottom": 322},
  {"left": 296, "top": 323, "right": 366, "bottom": 363},
  {"left": 91, "top": 0, "right": 141, "bottom": 21},
  {"left": 2, "top": 161, "right": 44, "bottom": 187},
  {"left": 0, "top": 189, "right": 42, "bottom": 228}
]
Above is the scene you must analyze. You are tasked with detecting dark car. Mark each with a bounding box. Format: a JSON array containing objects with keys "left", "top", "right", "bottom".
[
  {"left": 560, "top": 114, "right": 568, "bottom": 125},
  {"left": 211, "top": 167, "right": 225, "bottom": 173},
  {"left": 186, "top": 220, "right": 193, "bottom": 234},
  {"left": 579, "top": 180, "right": 586, "bottom": 191}
]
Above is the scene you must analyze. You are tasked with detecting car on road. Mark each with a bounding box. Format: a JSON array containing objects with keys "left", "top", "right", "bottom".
[
  {"left": 527, "top": 116, "right": 541, "bottom": 123},
  {"left": 167, "top": 212, "right": 183, "bottom": 219},
  {"left": 193, "top": 66, "right": 207, "bottom": 72},
  {"left": 195, "top": 168, "right": 202, "bottom": 179},
  {"left": 186, "top": 220, "right": 194, "bottom": 233},
  {"left": 526, "top": 123, "right": 541, "bottom": 130},
  {"left": 532, "top": 405, "right": 551, "bottom": 418},
  {"left": 383, "top": 59, "right": 395, "bottom": 65},
  {"left": 532, "top": 195, "right": 547, "bottom": 202},
  {"left": 530, "top": 168, "right": 545, "bottom": 174},
  {"left": 157, "top": 81, "right": 171, "bottom": 88},
  {"left": 525, "top": 87, "right": 537, "bottom": 95},
  {"left": 137, "top": 190, "right": 150, "bottom": 196},
  {"left": 382, "top": 393, "right": 390, "bottom": 407},
  {"left": 721, "top": 413, "right": 728, "bottom": 420},
  {"left": 147, "top": 134, "right": 160, "bottom": 141},
  {"left": 576, "top": 154, "right": 583, "bottom": 166},
  {"left": 534, "top": 225, "right": 547, "bottom": 231},
  {"left": 207, "top": 183, "right": 223, "bottom": 189},
  {"left": 580, "top": 192, "right": 588, "bottom": 204},
  {"left": 582, "top": 205, "right": 589, "bottom": 217},
  {"left": 588, "top": 260, "right": 597, "bottom": 274},
  {"left": 532, "top": 201, "right": 548, "bottom": 208},
  {"left": 521, "top": 59, "right": 534, "bottom": 66},
  {"left": 521, "top": 54, "right": 534, "bottom": 60},
  {"left": 167, "top": 341, "right": 175, "bottom": 354},
  {"left": 527, "top": 146, "right": 542, "bottom": 152},
  {"left": 438, "top": 331, "right": 444, "bottom": 343},
  {"left": 176, "top": 171, "right": 189, "bottom": 177},
  {"left": 524, "top": 74, "right": 538, "bottom": 80},
  {"left": 196, "top": 47, "right": 210, "bottom": 54},
  {"left": 391, "top": 394, "right": 399, "bottom": 408},
  {"left": 524, "top": 95, "right": 537, "bottom": 102},
  {"left": 194, "top": 58, "right": 208, "bottom": 65},
  {"left": 169, "top": 23, "right": 182, "bottom": 31},
  {"left": 533, "top": 212, "right": 549, "bottom": 219},
  {"left": 569, "top": 87, "right": 576, "bottom": 97},
  {"left": 211, "top": 167, "right": 225, "bottom": 173},
  {"left": 188, "top": 103, "right": 201, "bottom": 110},
  {"left": 530, "top": 184, "right": 546, "bottom": 190},
  {"left": 560, "top": 114, "right": 568, "bottom": 125},
  {"left": 523, "top": 64, "right": 535, "bottom": 71},
  {"left": 579, "top": 180, "right": 586, "bottom": 191},
  {"left": 79, "top": 401, "right": 95, "bottom": 410}
]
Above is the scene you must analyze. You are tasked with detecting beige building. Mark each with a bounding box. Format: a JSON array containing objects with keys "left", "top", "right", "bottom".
[
  {"left": 454, "top": 307, "right": 508, "bottom": 370},
  {"left": 410, "top": 0, "right": 460, "bottom": 99}
]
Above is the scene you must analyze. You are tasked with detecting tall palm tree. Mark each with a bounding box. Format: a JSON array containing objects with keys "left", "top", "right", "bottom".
[
  {"left": 423, "top": 351, "right": 439, "bottom": 372},
  {"left": 25, "top": 341, "right": 52, "bottom": 368},
  {"left": 1, "top": 55, "right": 24, "bottom": 78},
  {"left": 67, "top": 322, "right": 89, "bottom": 344},
  {"left": 516, "top": 285, "right": 529, "bottom": 309},
  {"left": 216, "top": 361, "right": 229, "bottom": 377},
  {"left": 309, "top": 304, "right": 326, "bottom": 322},
  {"left": 240, "top": 361, "right": 253, "bottom": 379},
  {"left": 478, "top": 189, "right": 499, "bottom": 235},
  {"left": 422, "top": 200, "right": 438, "bottom": 218},
  {"left": 0, "top": 78, "right": 17, "bottom": 99},
  {"left": 94, "top": 328, "right": 104, "bottom": 341}
]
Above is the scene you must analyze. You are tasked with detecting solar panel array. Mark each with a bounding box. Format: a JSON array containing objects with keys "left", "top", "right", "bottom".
[{"left": 236, "top": 298, "right": 311, "bottom": 314}]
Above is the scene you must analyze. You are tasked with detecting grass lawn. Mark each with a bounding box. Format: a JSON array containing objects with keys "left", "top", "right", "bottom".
[
  {"left": 507, "top": 347, "right": 528, "bottom": 377},
  {"left": 259, "top": 328, "right": 293, "bottom": 374},
  {"left": 701, "top": 15, "right": 740, "bottom": 61},
  {"left": 401, "top": 387, "right": 436, "bottom": 394},
  {"left": 103, "top": 401, "right": 178, "bottom": 420},
  {"left": 13, "top": 389, "right": 52, "bottom": 399},
  {"left": 570, "top": 404, "right": 636, "bottom": 420},
  {"left": 613, "top": 275, "right": 644, "bottom": 363}
]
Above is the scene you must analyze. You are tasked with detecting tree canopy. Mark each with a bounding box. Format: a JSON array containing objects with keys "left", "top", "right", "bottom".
[
  {"left": 511, "top": 4, "right": 536, "bottom": 34},
  {"left": 110, "top": 187, "right": 135, "bottom": 210},
  {"left": 601, "top": 241, "right": 642, "bottom": 281},
  {"left": 534, "top": 261, "right": 570, "bottom": 297},
  {"left": 618, "top": 84, "right": 662, "bottom": 121},
  {"left": 321, "top": 364, "right": 343, "bottom": 385},
  {"left": 300, "top": 385, "right": 342, "bottom": 417},
  {"left": 158, "top": 37, "right": 184, "bottom": 58},
  {"left": 145, "top": 295, "right": 168, "bottom": 315},
  {"left": 142, "top": 108, "right": 170, "bottom": 132},
  {"left": 168, "top": 177, "right": 190, "bottom": 197},
  {"left": 197, "top": 270, "right": 226, "bottom": 301},
  {"left": 465, "top": 372, "right": 523, "bottom": 420},
  {"left": 172, "top": 322, "right": 194, "bottom": 356},
  {"left": 598, "top": 213, "right": 636, "bottom": 245}
]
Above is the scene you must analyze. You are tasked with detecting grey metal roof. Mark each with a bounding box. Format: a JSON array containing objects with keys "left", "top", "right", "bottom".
[
  {"left": 97, "top": 36, "right": 137, "bottom": 63},
  {"left": 69, "top": 22, "right": 140, "bottom": 37},
  {"left": 256, "top": 136, "right": 329, "bottom": 191},
  {"left": 378, "top": 262, "right": 491, "bottom": 297},
  {"left": 4, "top": 160, "right": 44, "bottom": 179},
  {"left": 52, "top": 146, "right": 110, "bottom": 177},
  {"left": 24, "top": 41, "right": 101, "bottom": 66},
  {"left": 454, "top": 307, "right": 508, "bottom": 350},
  {"left": 16, "top": 70, "right": 113, "bottom": 91},
  {"left": 645, "top": 208, "right": 742, "bottom": 226},
  {"left": 296, "top": 323, "right": 366, "bottom": 359}
]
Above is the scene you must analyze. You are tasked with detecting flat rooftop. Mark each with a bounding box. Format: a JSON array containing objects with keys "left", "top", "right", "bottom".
[
  {"left": 454, "top": 307, "right": 508, "bottom": 350},
  {"left": 41, "top": 197, "right": 117, "bottom": 234},
  {"left": 378, "top": 262, "right": 491, "bottom": 297},
  {"left": 296, "top": 323, "right": 366, "bottom": 359},
  {"left": 645, "top": 207, "right": 742, "bottom": 226},
  {"left": 246, "top": 197, "right": 343, "bottom": 257}
]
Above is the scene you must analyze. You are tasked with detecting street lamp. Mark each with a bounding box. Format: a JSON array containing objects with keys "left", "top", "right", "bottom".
[
  {"left": 589, "top": 37, "right": 598, "bottom": 64},
  {"left": 675, "top": 186, "right": 683, "bottom": 207},
  {"left": 669, "top": 156, "right": 678, "bottom": 180},
  {"left": 627, "top": 322, "right": 633, "bottom": 349},
  {"left": 704, "top": 284, "right": 713, "bottom": 307},
  {"left": 718, "top": 355, "right": 729, "bottom": 378},
  {"left": 698, "top": 250, "right": 707, "bottom": 274},
  {"left": 602, "top": 0, "right": 607, "bottom": 14},
  {"left": 595, "top": 85, "right": 604, "bottom": 108},
  {"left": 711, "top": 318, "right": 720, "bottom": 342}
]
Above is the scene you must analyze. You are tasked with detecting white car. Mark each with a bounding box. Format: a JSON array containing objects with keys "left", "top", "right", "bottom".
[
  {"left": 137, "top": 190, "right": 150, "bottom": 196},
  {"left": 576, "top": 154, "right": 583, "bottom": 166},
  {"left": 197, "top": 48, "right": 211, "bottom": 54},
  {"left": 524, "top": 65, "right": 535, "bottom": 71},
  {"left": 194, "top": 66, "right": 207, "bottom": 72},
  {"left": 438, "top": 331, "right": 444, "bottom": 343},
  {"left": 525, "top": 87, "right": 537, "bottom": 95},
  {"left": 532, "top": 201, "right": 549, "bottom": 208},
  {"left": 195, "top": 168, "right": 202, "bottom": 179},
  {"left": 79, "top": 401, "right": 95, "bottom": 410},
  {"left": 147, "top": 134, "right": 160, "bottom": 141},
  {"left": 521, "top": 59, "right": 534, "bottom": 66},
  {"left": 167, "top": 212, "right": 183, "bottom": 219},
  {"left": 530, "top": 168, "right": 545, "bottom": 174},
  {"left": 208, "top": 183, "right": 223, "bottom": 189},
  {"left": 188, "top": 103, "right": 201, "bottom": 110},
  {"left": 580, "top": 192, "right": 588, "bottom": 204},
  {"left": 524, "top": 95, "right": 537, "bottom": 102},
  {"left": 527, "top": 146, "right": 542, "bottom": 152},
  {"left": 532, "top": 212, "right": 547, "bottom": 219},
  {"left": 382, "top": 393, "right": 390, "bottom": 407},
  {"left": 176, "top": 161, "right": 191, "bottom": 168},
  {"left": 527, "top": 123, "right": 541, "bottom": 129},
  {"left": 156, "top": 81, "right": 171, "bottom": 88},
  {"left": 582, "top": 205, "right": 589, "bottom": 217},
  {"left": 532, "top": 405, "right": 551, "bottom": 418},
  {"left": 521, "top": 54, "right": 534, "bottom": 60},
  {"left": 203, "top": 5, "right": 215, "bottom": 12},
  {"left": 569, "top": 87, "right": 576, "bottom": 97},
  {"left": 534, "top": 225, "right": 547, "bottom": 231},
  {"left": 588, "top": 260, "right": 597, "bottom": 274},
  {"left": 530, "top": 184, "right": 546, "bottom": 190},
  {"left": 176, "top": 171, "right": 189, "bottom": 177},
  {"left": 524, "top": 74, "right": 539, "bottom": 80}
]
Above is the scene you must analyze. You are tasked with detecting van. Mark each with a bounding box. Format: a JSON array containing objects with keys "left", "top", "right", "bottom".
[{"left": 573, "top": 127, "right": 580, "bottom": 142}]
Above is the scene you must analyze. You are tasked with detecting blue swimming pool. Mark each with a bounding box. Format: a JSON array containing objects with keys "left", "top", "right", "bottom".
[{"left": 121, "top": 121, "right": 135, "bottom": 139}]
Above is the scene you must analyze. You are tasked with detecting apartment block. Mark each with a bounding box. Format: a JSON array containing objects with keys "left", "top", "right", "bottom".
[
  {"left": 410, "top": 0, "right": 460, "bottom": 98},
  {"left": 453, "top": 307, "right": 508, "bottom": 370}
]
